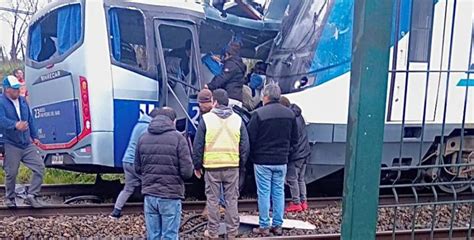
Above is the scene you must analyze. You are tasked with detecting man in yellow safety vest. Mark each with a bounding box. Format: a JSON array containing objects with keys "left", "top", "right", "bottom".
[{"left": 193, "top": 89, "right": 249, "bottom": 239}]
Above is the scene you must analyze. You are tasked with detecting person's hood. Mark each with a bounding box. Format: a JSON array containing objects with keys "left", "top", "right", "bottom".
[
  {"left": 226, "top": 56, "right": 247, "bottom": 74},
  {"left": 148, "top": 115, "right": 176, "bottom": 134},
  {"left": 139, "top": 114, "right": 152, "bottom": 123},
  {"left": 211, "top": 105, "right": 234, "bottom": 119},
  {"left": 290, "top": 104, "right": 302, "bottom": 117}
]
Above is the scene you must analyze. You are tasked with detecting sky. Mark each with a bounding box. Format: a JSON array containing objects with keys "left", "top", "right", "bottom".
[{"left": 0, "top": 0, "right": 48, "bottom": 58}]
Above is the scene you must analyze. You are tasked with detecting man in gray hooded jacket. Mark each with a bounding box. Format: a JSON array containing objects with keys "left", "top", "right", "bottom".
[
  {"left": 110, "top": 109, "right": 159, "bottom": 219},
  {"left": 193, "top": 89, "right": 249, "bottom": 239}
]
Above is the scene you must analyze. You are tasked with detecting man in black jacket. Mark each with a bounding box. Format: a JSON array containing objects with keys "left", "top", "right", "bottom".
[
  {"left": 135, "top": 107, "right": 193, "bottom": 240},
  {"left": 280, "top": 96, "right": 311, "bottom": 212},
  {"left": 247, "top": 83, "right": 298, "bottom": 236},
  {"left": 205, "top": 43, "right": 247, "bottom": 108}
]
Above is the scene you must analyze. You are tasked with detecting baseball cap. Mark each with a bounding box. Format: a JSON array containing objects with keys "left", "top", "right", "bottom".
[
  {"left": 198, "top": 89, "right": 213, "bottom": 103},
  {"left": 3, "top": 76, "right": 21, "bottom": 90}
]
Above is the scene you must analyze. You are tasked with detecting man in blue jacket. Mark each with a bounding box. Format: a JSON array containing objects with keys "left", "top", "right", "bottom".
[
  {"left": 0, "top": 76, "right": 44, "bottom": 208},
  {"left": 110, "top": 108, "right": 160, "bottom": 219}
]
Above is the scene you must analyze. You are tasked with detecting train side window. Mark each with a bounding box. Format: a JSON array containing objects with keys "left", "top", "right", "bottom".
[
  {"left": 108, "top": 8, "right": 148, "bottom": 71},
  {"left": 408, "top": 0, "right": 434, "bottom": 62},
  {"left": 159, "top": 24, "right": 196, "bottom": 86},
  {"left": 28, "top": 4, "right": 82, "bottom": 62}
]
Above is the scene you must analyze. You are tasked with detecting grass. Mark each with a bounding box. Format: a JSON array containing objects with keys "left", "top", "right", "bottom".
[
  {"left": 1, "top": 61, "right": 124, "bottom": 184},
  {"left": 0, "top": 61, "right": 23, "bottom": 81},
  {"left": 0, "top": 165, "right": 124, "bottom": 184}
]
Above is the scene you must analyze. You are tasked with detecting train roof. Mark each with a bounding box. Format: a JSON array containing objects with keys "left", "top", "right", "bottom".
[{"left": 31, "top": 0, "right": 284, "bottom": 32}]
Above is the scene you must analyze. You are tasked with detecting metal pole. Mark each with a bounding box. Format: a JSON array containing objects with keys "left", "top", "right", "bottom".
[{"left": 341, "top": 0, "right": 394, "bottom": 239}]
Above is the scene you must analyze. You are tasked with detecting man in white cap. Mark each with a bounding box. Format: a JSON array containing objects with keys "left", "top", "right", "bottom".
[{"left": 0, "top": 75, "right": 44, "bottom": 208}]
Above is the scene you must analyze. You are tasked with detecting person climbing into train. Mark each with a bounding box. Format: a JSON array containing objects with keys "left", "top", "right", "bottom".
[
  {"left": 110, "top": 108, "right": 160, "bottom": 219},
  {"left": 205, "top": 41, "right": 247, "bottom": 108},
  {"left": 242, "top": 61, "right": 267, "bottom": 111},
  {"left": 196, "top": 89, "right": 227, "bottom": 216},
  {"left": 193, "top": 89, "right": 250, "bottom": 239},
  {"left": 247, "top": 83, "right": 298, "bottom": 236},
  {"left": 280, "top": 96, "right": 311, "bottom": 213},
  {"left": 0, "top": 75, "right": 44, "bottom": 208},
  {"left": 135, "top": 107, "right": 193, "bottom": 240}
]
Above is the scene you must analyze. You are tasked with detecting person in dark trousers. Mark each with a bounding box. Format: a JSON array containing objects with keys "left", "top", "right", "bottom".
[
  {"left": 247, "top": 83, "right": 298, "bottom": 236},
  {"left": 110, "top": 108, "right": 160, "bottom": 219},
  {"left": 0, "top": 76, "right": 44, "bottom": 208},
  {"left": 205, "top": 43, "right": 247, "bottom": 108},
  {"left": 197, "top": 89, "right": 227, "bottom": 216},
  {"left": 193, "top": 89, "right": 250, "bottom": 239},
  {"left": 135, "top": 107, "right": 193, "bottom": 240},
  {"left": 280, "top": 96, "right": 311, "bottom": 212}
]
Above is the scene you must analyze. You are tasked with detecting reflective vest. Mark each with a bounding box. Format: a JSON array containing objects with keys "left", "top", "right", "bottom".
[{"left": 203, "top": 112, "right": 241, "bottom": 169}]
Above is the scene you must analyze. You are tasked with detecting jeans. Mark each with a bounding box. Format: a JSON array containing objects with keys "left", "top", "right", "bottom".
[
  {"left": 114, "top": 163, "right": 141, "bottom": 210},
  {"left": 254, "top": 164, "right": 287, "bottom": 228},
  {"left": 144, "top": 195, "right": 181, "bottom": 240}
]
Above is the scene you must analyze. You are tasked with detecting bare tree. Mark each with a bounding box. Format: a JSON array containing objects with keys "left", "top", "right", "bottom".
[{"left": 0, "top": 0, "right": 42, "bottom": 62}]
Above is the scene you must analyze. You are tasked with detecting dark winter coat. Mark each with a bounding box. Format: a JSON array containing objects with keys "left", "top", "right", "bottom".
[
  {"left": 289, "top": 104, "right": 311, "bottom": 162},
  {"left": 135, "top": 115, "right": 193, "bottom": 199},
  {"left": 247, "top": 101, "right": 298, "bottom": 165},
  {"left": 207, "top": 56, "right": 247, "bottom": 102}
]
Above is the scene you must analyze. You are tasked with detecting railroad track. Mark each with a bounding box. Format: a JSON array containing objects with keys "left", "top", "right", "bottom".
[
  {"left": 1, "top": 195, "right": 472, "bottom": 239},
  {"left": 0, "top": 193, "right": 472, "bottom": 218},
  {"left": 237, "top": 228, "right": 472, "bottom": 239}
]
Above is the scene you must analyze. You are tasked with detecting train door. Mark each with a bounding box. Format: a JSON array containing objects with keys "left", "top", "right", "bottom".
[
  {"left": 154, "top": 20, "right": 201, "bottom": 132},
  {"left": 388, "top": 0, "right": 439, "bottom": 123}
]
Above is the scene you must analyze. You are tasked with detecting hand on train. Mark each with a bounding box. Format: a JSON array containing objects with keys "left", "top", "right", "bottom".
[
  {"left": 33, "top": 139, "right": 41, "bottom": 146},
  {"left": 15, "top": 121, "right": 28, "bottom": 131}
]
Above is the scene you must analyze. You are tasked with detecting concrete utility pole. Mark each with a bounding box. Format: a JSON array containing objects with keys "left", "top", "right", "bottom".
[{"left": 341, "top": 0, "right": 394, "bottom": 239}]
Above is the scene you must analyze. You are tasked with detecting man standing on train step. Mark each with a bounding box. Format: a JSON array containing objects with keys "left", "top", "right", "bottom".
[
  {"left": 193, "top": 89, "right": 249, "bottom": 239},
  {"left": 247, "top": 83, "right": 298, "bottom": 236},
  {"left": 110, "top": 108, "right": 160, "bottom": 219},
  {"left": 0, "top": 76, "right": 44, "bottom": 208}
]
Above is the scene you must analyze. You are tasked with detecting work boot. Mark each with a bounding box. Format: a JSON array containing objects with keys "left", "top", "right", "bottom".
[
  {"left": 25, "top": 195, "right": 43, "bottom": 208},
  {"left": 109, "top": 208, "right": 122, "bottom": 219},
  {"left": 301, "top": 201, "right": 308, "bottom": 211},
  {"left": 227, "top": 232, "right": 238, "bottom": 240},
  {"left": 252, "top": 227, "right": 270, "bottom": 236},
  {"left": 285, "top": 202, "right": 303, "bottom": 213},
  {"left": 203, "top": 230, "right": 218, "bottom": 239},
  {"left": 4, "top": 198, "right": 16, "bottom": 209},
  {"left": 271, "top": 226, "right": 283, "bottom": 236}
]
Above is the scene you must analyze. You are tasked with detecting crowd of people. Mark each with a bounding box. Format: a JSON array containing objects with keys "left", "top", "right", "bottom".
[
  {"left": 108, "top": 83, "right": 309, "bottom": 239},
  {"left": 0, "top": 40, "right": 310, "bottom": 240}
]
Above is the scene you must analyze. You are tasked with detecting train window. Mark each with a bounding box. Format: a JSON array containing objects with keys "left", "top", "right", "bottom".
[
  {"left": 159, "top": 24, "right": 196, "bottom": 86},
  {"left": 108, "top": 8, "right": 148, "bottom": 71},
  {"left": 28, "top": 4, "right": 82, "bottom": 62},
  {"left": 408, "top": 0, "right": 434, "bottom": 62}
]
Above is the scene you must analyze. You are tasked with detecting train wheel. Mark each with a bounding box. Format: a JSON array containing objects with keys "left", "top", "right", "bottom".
[{"left": 437, "top": 151, "right": 474, "bottom": 194}]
